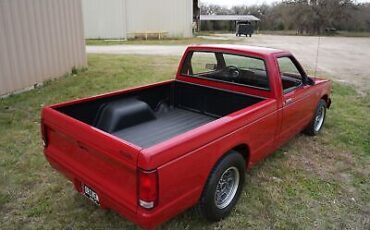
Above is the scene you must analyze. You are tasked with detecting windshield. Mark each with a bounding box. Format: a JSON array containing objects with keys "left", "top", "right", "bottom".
[{"left": 180, "top": 51, "right": 269, "bottom": 90}]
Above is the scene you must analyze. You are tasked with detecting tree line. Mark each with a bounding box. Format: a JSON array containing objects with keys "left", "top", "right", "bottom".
[{"left": 200, "top": 0, "right": 370, "bottom": 34}]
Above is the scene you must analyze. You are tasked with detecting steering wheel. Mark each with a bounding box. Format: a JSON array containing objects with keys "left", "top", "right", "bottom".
[{"left": 226, "top": 65, "right": 240, "bottom": 81}]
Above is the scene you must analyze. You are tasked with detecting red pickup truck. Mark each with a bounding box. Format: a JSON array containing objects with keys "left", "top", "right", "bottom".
[{"left": 41, "top": 45, "right": 331, "bottom": 229}]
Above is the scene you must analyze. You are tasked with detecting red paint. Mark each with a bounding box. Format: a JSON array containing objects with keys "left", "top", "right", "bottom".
[{"left": 41, "top": 45, "right": 332, "bottom": 229}]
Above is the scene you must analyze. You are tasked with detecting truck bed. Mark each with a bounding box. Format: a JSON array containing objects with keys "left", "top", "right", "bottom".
[
  {"left": 113, "top": 108, "right": 216, "bottom": 148},
  {"left": 56, "top": 81, "right": 264, "bottom": 148}
]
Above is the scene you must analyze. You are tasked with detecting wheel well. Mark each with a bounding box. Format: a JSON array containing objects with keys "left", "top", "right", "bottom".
[
  {"left": 232, "top": 144, "right": 250, "bottom": 166},
  {"left": 321, "top": 95, "right": 331, "bottom": 108},
  {"left": 198, "top": 144, "right": 250, "bottom": 201}
]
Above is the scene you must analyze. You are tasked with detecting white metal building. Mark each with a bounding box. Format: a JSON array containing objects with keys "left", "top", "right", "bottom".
[
  {"left": 82, "top": 0, "right": 194, "bottom": 39},
  {"left": 0, "top": 0, "right": 87, "bottom": 96}
]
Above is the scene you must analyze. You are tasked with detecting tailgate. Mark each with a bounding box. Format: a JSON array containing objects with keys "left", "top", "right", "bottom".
[{"left": 42, "top": 107, "right": 141, "bottom": 214}]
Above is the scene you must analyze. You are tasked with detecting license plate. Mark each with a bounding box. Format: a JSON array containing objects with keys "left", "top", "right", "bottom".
[{"left": 82, "top": 184, "right": 100, "bottom": 205}]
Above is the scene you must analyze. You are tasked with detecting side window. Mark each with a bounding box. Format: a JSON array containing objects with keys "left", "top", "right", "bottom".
[
  {"left": 191, "top": 52, "right": 218, "bottom": 75},
  {"left": 277, "top": 57, "right": 303, "bottom": 93}
]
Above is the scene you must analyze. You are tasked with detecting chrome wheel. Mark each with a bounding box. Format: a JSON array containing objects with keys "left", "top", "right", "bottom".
[
  {"left": 314, "top": 104, "right": 325, "bottom": 132},
  {"left": 214, "top": 166, "right": 240, "bottom": 209}
]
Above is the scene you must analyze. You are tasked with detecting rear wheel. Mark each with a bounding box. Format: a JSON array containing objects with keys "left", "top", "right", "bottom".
[
  {"left": 304, "top": 99, "right": 327, "bottom": 135},
  {"left": 198, "top": 151, "right": 245, "bottom": 221}
]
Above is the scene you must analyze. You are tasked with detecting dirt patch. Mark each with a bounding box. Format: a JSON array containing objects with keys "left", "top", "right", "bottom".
[
  {"left": 245, "top": 133, "right": 370, "bottom": 229},
  {"left": 287, "top": 136, "right": 355, "bottom": 182}
]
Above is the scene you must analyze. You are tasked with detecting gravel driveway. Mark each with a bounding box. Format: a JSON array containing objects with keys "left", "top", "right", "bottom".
[{"left": 86, "top": 34, "right": 370, "bottom": 91}]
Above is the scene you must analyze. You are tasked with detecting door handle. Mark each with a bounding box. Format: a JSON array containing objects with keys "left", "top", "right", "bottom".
[{"left": 284, "top": 98, "right": 294, "bottom": 105}]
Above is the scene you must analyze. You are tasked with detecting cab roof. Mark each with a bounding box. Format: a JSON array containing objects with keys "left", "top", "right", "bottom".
[{"left": 187, "top": 44, "right": 288, "bottom": 57}]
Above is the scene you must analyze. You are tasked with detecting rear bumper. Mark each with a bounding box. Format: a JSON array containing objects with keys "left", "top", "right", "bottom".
[{"left": 44, "top": 149, "right": 170, "bottom": 229}]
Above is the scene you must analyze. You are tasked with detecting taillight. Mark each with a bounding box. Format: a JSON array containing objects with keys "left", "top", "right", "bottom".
[
  {"left": 138, "top": 169, "right": 158, "bottom": 209},
  {"left": 41, "top": 120, "right": 48, "bottom": 147}
]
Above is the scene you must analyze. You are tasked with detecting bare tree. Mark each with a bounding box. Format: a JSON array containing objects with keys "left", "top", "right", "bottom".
[
  {"left": 200, "top": 1, "right": 370, "bottom": 34},
  {"left": 283, "top": 0, "right": 354, "bottom": 34}
]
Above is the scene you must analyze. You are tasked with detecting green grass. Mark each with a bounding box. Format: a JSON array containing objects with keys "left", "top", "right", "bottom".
[{"left": 0, "top": 54, "right": 369, "bottom": 229}]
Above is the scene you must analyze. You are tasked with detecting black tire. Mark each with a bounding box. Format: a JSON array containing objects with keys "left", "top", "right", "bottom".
[
  {"left": 304, "top": 99, "right": 327, "bottom": 136},
  {"left": 198, "top": 151, "right": 245, "bottom": 222}
]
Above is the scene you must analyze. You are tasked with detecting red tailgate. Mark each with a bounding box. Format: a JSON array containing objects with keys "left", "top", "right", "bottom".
[{"left": 42, "top": 107, "right": 141, "bottom": 214}]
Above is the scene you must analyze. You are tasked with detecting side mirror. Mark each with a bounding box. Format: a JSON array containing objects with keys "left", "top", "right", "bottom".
[
  {"left": 205, "top": 63, "right": 217, "bottom": 70},
  {"left": 305, "top": 76, "right": 315, "bottom": 86}
]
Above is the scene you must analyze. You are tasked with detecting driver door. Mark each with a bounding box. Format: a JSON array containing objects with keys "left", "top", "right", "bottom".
[{"left": 277, "top": 56, "right": 317, "bottom": 142}]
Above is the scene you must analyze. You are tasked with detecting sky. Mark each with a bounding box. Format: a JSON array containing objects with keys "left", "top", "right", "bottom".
[{"left": 200, "top": 0, "right": 370, "bottom": 8}]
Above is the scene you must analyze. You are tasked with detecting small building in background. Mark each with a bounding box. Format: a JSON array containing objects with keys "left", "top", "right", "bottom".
[
  {"left": 0, "top": 0, "right": 87, "bottom": 96},
  {"left": 82, "top": 0, "right": 198, "bottom": 39},
  {"left": 199, "top": 15, "right": 260, "bottom": 34}
]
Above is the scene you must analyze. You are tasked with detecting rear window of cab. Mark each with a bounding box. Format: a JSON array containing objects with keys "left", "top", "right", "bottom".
[{"left": 181, "top": 51, "right": 269, "bottom": 90}]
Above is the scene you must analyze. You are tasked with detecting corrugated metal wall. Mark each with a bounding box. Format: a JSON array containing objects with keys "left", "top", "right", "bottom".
[
  {"left": 126, "top": 0, "right": 193, "bottom": 38},
  {"left": 0, "top": 0, "right": 87, "bottom": 96},
  {"left": 82, "top": 0, "right": 127, "bottom": 39},
  {"left": 82, "top": 0, "right": 193, "bottom": 39}
]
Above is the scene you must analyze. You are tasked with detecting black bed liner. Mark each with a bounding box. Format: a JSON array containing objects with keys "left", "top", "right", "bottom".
[
  {"left": 113, "top": 108, "right": 215, "bottom": 148},
  {"left": 57, "top": 81, "right": 264, "bottom": 148}
]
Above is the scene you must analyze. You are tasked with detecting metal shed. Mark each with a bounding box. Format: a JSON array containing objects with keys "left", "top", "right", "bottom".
[
  {"left": 0, "top": 0, "right": 87, "bottom": 96},
  {"left": 200, "top": 15, "right": 260, "bottom": 22},
  {"left": 82, "top": 0, "right": 194, "bottom": 39},
  {"left": 198, "top": 14, "right": 260, "bottom": 33}
]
